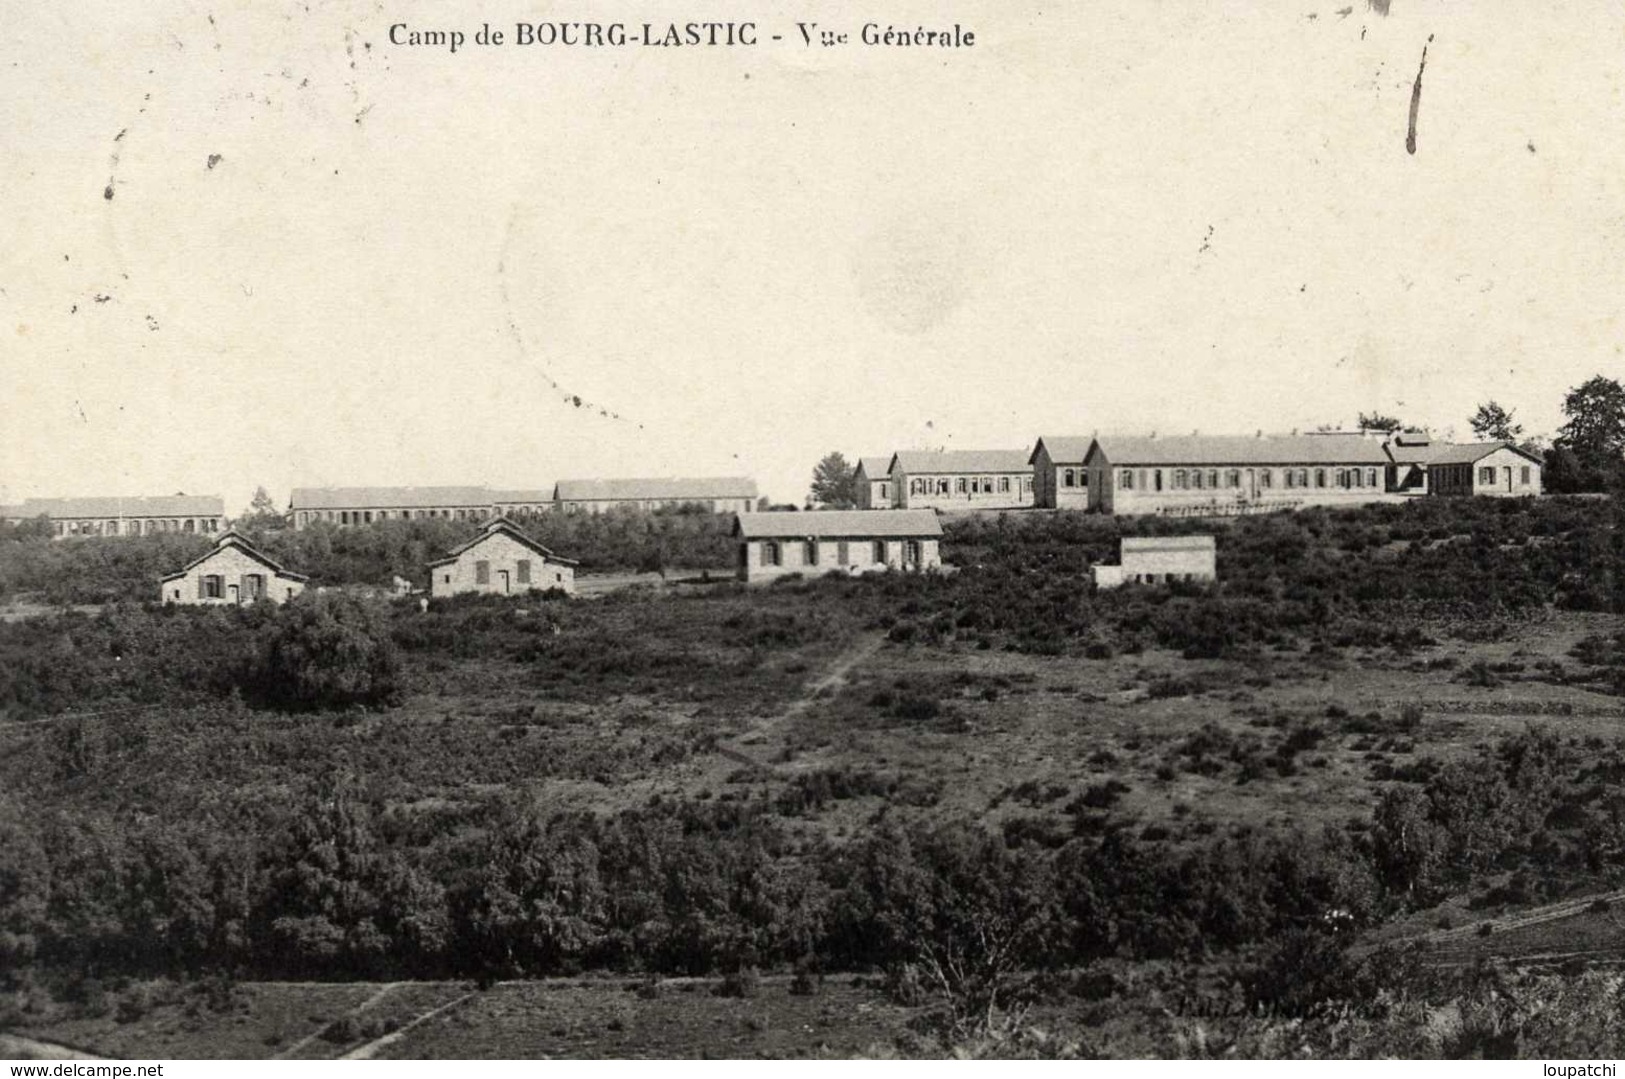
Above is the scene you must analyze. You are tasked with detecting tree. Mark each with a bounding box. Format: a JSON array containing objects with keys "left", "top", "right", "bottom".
[
  {"left": 1357, "top": 412, "right": 1403, "bottom": 433},
  {"left": 1469, "top": 401, "right": 1523, "bottom": 443},
  {"left": 237, "top": 486, "right": 286, "bottom": 531},
  {"left": 252, "top": 593, "right": 404, "bottom": 711},
  {"left": 809, "top": 452, "right": 858, "bottom": 509},
  {"left": 1556, "top": 375, "right": 1625, "bottom": 483}
]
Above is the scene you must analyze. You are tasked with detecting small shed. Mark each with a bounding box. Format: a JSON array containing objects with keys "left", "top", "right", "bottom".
[
  {"left": 734, "top": 509, "right": 943, "bottom": 582},
  {"left": 1093, "top": 535, "right": 1216, "bottom": 589},
  {"left": 160, "top": 530, "right": 309, "bottom": 605},
  {"left": 428, "top": 517, "right": 578, "bottom": 597}
]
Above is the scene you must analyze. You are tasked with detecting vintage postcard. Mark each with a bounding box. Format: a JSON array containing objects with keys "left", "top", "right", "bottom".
[{"left": 2, "top": 0, "right": 1623, "bottom": 1065}]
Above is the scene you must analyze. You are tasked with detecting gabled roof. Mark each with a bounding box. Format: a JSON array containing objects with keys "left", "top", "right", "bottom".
[
  {"left": 13, "top": 494, "right": 224, "bottom": 519},
  {"left": 854, "top": 457, "right": 894, "bottom": 481},
  {"left": 160, "top": 530, "right": 309, "bottom": 582},
  {"left": 888, "top": 450, "right": 1032, "bottom": 475},
  {"left": 1087, "top": 434, "right": 1391, "bottom": 466},
  {"left": 1423, "top": 441, "right": 1544, "bottom": 466},
  {"left": 1385, "top": 443, "right": 1437, "bottom": 465},
  {"left": 289, "top": 486, "right": 493, "bottom": 510},
  {"left": 1029, "top": 436, "right": 1094, "bottom": 465},
  {"left": 734, "top": 509, "right": 943, "bottom": 540},
  {"left": 426, "top": 517, "right": 579, "bottom": 567},
  {"left": 553, "top": 477, "right": 758, "bottom": 502}
]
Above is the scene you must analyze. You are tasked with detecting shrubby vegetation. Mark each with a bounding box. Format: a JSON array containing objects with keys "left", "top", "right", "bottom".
[
  {"left": 0, "top": 508, "right": 738, "bottom": 604},
  {"left": 0, "top": 495, "right": 1621, "bottom": 1053}
]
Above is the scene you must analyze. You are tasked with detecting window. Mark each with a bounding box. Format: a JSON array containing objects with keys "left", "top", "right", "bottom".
[
  {"left": 1172, "top": 470, "right": 1185, "bottom": 490},
  {"left": 201, "top": 574, "right": 223, "bottom": 599},
  {"left": 1191, "top": 470, "right": 1204, "bottom": 490},
  {"left": 1478, "top": 466, "right": 1495, "bottom": 485},
  {"left": 955, "top": 477, "right": 968, "bottom": 494},
  {"left": 763, "top": 541, "right": 781, "bottom": 566},
  {"left": 475, "top": 560, "right": 490, "bottom": 584},
  {"left": 243, "top": 573, "right": 264, "bottom": 600},
  {"left": 837, "top": 540, "right": 849, "bottom": 563},
  {"left": 937, "top": 478, "right": 950, "bottom": 495},
  {"left": 1521, "top": 466, "right": 1531, "bottom": 485},
  {"left": 805, "top": 540, "right": 818, "bottom": 565},
  {"left": 879, "top": 483, "right": 889, "bottom": 499},
  {"left": 443, "top": 574, "right": 450, "bottom": 584},
  {"left": 1314, "top": 469, "right": 1327, "bottom": 488},
  {"left": 874, "top": 540, "right": 887, "bottom": 563},
  {"left": 1120, "top": 470, "right": 1134, "bottom": 490},
  {"left": 517, "top": 559, "right": 531, "bottom": 585},
  {"left": 1260, "top": 469, "right": 1273, "bottom": 489},
  {"left": 998, "top": 476, "right": 1011, "bottom": 493},
  {"left": 904, "top": 540, "right": 921, "bottom": 565},
  {"left": 1226, "top": 469, "right": 1240, "bottom": 488},
  {"left": 364, "top": 511, "right": 373, "bottom": 523},
  {"left": 1154, "top": 470, "right": 1164, "bottom": 491},
  {"left": 1063, "top": 468, "right": 1075, "bottom": 488}
]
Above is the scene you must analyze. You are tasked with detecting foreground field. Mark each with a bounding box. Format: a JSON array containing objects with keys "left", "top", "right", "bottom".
[{"left": 1, "top": 498, "right": 1622, "bottom": 1056}]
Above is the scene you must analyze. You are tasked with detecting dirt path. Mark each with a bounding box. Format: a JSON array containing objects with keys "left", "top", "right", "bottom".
[
  {"left": 0, "top": 1034, "right": 104, "bottom": 1059},
  {"left": 273, "top": 981, "right": 402, "bottom": 1060},
  {"left": 716, "top": 633, "right": 884, "bottom": 772},
  {"left": 1422, "top": 888, "right": 1625, "bottom": 946},
  {"left": 1357, "top": 887, "right": 1625, "bottom": 967},
  {"left": 339, "top": 991, "right": 476, "bottom": 1060}
]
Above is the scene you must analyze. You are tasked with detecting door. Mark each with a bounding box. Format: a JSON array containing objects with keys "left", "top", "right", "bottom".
[
  {"left": 1503, "top": 466, "right": 1513, "bottom": 492},
  {"left": 498, "top": 569, "right": 510, "bottom": 594},
  {"left": 227, "top": 584, "right": 239, "bottom": 604}
]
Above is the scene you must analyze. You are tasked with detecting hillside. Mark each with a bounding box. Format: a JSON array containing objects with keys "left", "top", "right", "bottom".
[{"left": 1, "top": 495, "right": 1623, "bottom": 1056}]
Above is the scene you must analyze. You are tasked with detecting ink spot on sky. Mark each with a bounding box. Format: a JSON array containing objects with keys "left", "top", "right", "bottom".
[
  {"left": 103, "top": 185, "right": 114, "bottom": 201},
  {"left": 1405, "top": 35, "right": 1433, "bottom": 156},
  {"left": 206, "top": 153, "right": 223, "bottom": 169},
  {"left": 1368, "top": 0, "right": 1391, "bottom": 15}
]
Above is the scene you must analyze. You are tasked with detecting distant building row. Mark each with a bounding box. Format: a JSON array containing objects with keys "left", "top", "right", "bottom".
[
  {"left": 855, "top": 430, "right": 1542, "bottom": 516},
  {"left": 285, "top": 477, "right": 758, "bottom": 529},
  {"left": 0, "top": 495, "right": 225, "bottom": 538}
]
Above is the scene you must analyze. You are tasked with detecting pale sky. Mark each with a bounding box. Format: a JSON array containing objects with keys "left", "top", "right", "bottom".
[{"left": 3, "top": 1, "right": 1622, "bottom": 511}]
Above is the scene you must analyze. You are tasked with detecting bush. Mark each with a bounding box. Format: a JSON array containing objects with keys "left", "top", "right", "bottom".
[
  {"left": 251, "top": 593, "right": 403, "bottom": 711},
  {"left": 715, "top": 966, "right": 760, "bottom": 999}
]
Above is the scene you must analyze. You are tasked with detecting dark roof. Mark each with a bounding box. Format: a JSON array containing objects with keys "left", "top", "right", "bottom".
[
  {"left": 290, "top": 486, "right": 493, "bottom": 510},
  {"left": 1423, "top": 441, "right": 1544, "bottom": 466},
  {"left": 427, "top": 517, "right": 578, "bottom": 567},
  {"left": 160, "top": 531, "right": 309, "bottom": 582},
  {"left": 734, "top": 509, "right": 943, "bottom": 540},
  {"left": 1029, "top": 436, "right": 1094, "bottom": 465},
  {"left": 553, "top": 477, "right": 758, "bottom": 502},
  {"left": 855, "top": 457, "right": 894, "bottom": 480},
  {"left": 1088, "top": 434, "right": 1391, "bottom": 466},
  {"left": 889, "top": 450, "right": 1031, "bottom": 475},
  {"left": 13, "top": 494, "right": 224, "bottom": 519}
]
